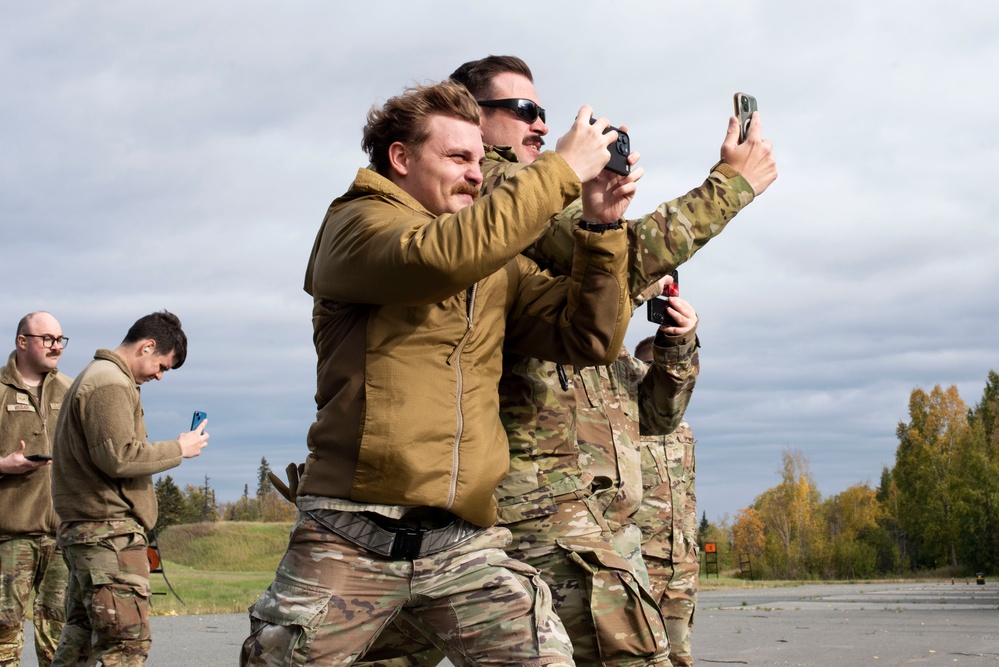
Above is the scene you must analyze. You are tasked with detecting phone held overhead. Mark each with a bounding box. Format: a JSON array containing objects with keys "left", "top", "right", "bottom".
[{"left": 734, "top": 92, "right": 757, "bottom": 144}]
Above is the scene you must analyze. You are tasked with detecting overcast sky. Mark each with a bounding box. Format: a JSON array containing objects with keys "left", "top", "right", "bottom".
[{"left": 4, "top": 2, "right": 997, "bottom": 522}]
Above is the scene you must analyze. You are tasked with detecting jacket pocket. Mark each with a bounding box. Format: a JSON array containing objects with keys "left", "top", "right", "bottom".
[{"left": 558, "top": 538, "right": 665, "bottom": 660}]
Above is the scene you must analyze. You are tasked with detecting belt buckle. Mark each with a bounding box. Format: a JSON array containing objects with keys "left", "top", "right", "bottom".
[{"left": 390, "top": 526, "right": 426, "bottom": 559}]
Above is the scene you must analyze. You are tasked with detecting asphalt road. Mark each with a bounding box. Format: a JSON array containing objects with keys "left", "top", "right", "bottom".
[{"left": 21, "top": 580, "right": 999, "bottom": 665}]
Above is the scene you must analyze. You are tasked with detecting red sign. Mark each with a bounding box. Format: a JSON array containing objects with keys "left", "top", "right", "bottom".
[{"left": 704, "top": 542, "right": 717, "bottom": 553}]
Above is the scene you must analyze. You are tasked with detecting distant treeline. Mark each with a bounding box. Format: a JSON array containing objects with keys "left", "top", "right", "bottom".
[
  {"left": 700, "top": 370, "right": 999, "bottom": 578},
  {"left": 154, "top": 457, "right": 297, "bottom": 530},
  {"left": 156, "top": 370, "right": 999, "bottom": 579}
]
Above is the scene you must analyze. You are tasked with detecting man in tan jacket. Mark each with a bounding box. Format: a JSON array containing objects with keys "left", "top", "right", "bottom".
[
  {"left": 0, "top": 312, "right": 72, "bottom": 667},
  {"left": 241, "top": 80, "right": 639, "bottom": 667},
  {"left": 50, "top": 311, "right": 209, "bottom": 667}
]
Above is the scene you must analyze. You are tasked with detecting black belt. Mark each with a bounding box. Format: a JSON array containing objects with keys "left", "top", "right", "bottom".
[{"left": 306, "top": 509, "right": 483, "bottom": 560}]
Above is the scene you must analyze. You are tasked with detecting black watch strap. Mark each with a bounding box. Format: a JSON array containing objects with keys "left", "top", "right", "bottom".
[{"left": 577, "top": 219, "right": 623, "bottom": 232}]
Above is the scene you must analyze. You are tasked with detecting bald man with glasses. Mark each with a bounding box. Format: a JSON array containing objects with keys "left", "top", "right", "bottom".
[{"left": 0, "top": 311, "right": 73, "bottom": 667}]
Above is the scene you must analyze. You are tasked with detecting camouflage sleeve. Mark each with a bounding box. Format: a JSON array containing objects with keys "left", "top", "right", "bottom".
[
  {"left": 682, "top": 439, "right": 698, "bottom": 549},
  {"left": 637, "top": 326, "right": 700, "bottom": 436},
  {"left": 522, "top": 163, "right": 756, "bottom": 305}
]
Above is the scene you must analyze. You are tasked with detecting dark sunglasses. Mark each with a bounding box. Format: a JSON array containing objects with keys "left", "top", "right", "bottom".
[{"left": 477, "top": 98, "right": 546, "bottom": 124}]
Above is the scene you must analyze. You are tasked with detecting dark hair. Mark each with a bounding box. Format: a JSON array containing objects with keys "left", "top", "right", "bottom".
[
  {"left": 122, "top": 310, "right": 188, "bottom": 369},
  {"left": 449, "top": 55, "right": 534, "bottom": 100},
  {"left": 361, "top": 80, "right": 481, "bottom": 176},
  {"left": 634, "top": 336, "right": 656, "bottom": 364}
]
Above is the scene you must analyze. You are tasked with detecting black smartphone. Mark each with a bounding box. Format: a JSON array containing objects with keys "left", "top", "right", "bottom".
[
  {"left": 26, "top": 454, "right": 53, "bottom": 462},
  {"left": 589, "top": 117, "right": 631, "bottom": 176},
  {"left": 191, "top": 410, "right": 208, "bottom": 430},
  {"left": 646, "top": 270, "right": 679, "bottom": 326},
  {"left": 734, "top": 92, "right": 757, "bottom": 144}
]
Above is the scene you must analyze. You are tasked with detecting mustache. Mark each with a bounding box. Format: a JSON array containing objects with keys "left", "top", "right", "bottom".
[
  {"left": 525, "top": 134, "right": 545, "bottom": 148},
  {"left": 451, "top": 183, "right": 480, "bottom": 200}
]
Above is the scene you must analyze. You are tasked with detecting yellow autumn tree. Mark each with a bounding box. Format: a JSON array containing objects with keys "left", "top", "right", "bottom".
[{"left": 753, "top": 448, "right": 824, "bottom": 578}]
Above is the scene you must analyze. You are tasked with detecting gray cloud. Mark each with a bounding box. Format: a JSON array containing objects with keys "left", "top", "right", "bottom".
[{"left": 3, "top": 1, "right": 996, "bottom": 522}]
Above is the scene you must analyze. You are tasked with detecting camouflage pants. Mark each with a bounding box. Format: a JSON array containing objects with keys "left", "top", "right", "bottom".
[
  {"left": 505, "top": 499, "right": 670, "bottom": 667},
  {"left": 0, "top": 535, "right": 68, "bottom": 667},
  {"left": 51, "top": 532, "right": 151, "bottom": 667},
  {"left": 644, "top": 556, "right": 697, "bottom": 667},
  {"left": 241, "top": 511, "right": 574, "bottom": 667}
]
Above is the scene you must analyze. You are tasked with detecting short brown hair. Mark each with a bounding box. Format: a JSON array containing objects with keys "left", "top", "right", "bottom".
[
  {"left": 449, "top": 55, "right": 534, "bottom": 100},
  {"left": 361, "top": 81, "right": 481, "bottom": 176}
]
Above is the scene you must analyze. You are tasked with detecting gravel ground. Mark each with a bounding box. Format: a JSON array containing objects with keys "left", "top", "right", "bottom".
[{"left": 20, "top": 580, "right": 998, "bottom": 665}]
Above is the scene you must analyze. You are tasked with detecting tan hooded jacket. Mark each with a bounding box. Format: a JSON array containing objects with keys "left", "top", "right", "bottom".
[{"left": 299, "top": 152, "right": 630, "bottom": 526}]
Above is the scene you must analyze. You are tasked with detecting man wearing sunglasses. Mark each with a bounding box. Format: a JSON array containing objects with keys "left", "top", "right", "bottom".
[
  {"left": 0, "top": 312, "right": 72, "bottom": 667},
  {"left": 463, "top": 56, "right": 776, "bottom": 667},
  {"left": 358, "top": 57, "right": 777, "bottom": 667}
]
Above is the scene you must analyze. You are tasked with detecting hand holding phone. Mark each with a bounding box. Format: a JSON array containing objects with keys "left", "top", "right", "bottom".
[
  {"left": 646, "top": 270, "right": 679, "bottom": 326},
  {"left": 589, "top": 116, "right": 631, "bottom": 176},
  {"left": 734, "top": 92, "right": 758, "bottom": 144},
  {"left": 25, "top": 454, "right": 53, "bottom": 463}
]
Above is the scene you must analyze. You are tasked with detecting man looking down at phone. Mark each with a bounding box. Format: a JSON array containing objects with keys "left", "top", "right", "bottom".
[
  {"left": 50, "top": 311, "right": 209, "bottom": 667},
  {"left": 0, "top": 312, "right": 72, "bottom": 667},
  {"left": 240, "top": 79, "right": 639, "bottom": 667}
]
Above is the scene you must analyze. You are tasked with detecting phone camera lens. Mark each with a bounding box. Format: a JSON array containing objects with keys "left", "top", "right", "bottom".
[{"left": 741, "top": 99, "right": 749, "bottom": 112}]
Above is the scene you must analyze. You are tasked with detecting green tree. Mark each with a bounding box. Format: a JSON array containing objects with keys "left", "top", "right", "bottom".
[
  {"left": 893, "top": 385, "right": 968, "bottom": 569},
  {"left": 952, "top": 371, "right": 999, "bottom": 573},
  {"left": 181, "top": 475, "right": 219, "bottom": 523},
  {"left": 154, "top": 475, "right": 188, "bottom": 531},
  {"left": 256, "top": 457, "right": 273, "bottom": 498},
  {"left": 824, "top": 483, "right": 883, "bottom": 578}
]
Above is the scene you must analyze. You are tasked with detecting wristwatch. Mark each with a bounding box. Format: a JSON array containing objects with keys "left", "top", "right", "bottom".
[{"left": 577, "top": 219, "right": 623, "bottom": 232}]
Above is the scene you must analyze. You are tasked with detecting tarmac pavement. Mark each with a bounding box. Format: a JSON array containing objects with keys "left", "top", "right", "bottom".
[{"left": 20, "top": 580, "right": 998, "bottom": 665}]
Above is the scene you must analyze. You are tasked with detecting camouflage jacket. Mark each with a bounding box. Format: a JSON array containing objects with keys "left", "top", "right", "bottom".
[
  {"left": 486, "top": 145, "right": 738, "bottom": 523},
  {"left": 635, "top": 421, "right": 697, "bottom": 563},
  {"left": 481, "top": 146, "right": 755, "bottom": 301},
  {"left": 498, "top": 327, "right": 699, "bottom": 525}
]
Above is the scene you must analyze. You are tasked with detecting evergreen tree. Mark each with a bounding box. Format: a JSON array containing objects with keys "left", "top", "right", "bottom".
[
  {"left": 154, "top": 475, "right": 187, "bottom": 531},
  {"left": 256, "top": 457, "right": 272, "bottom": 498},
  {"left": 698, "top": 511, "right": 710, "bottom": 542}
]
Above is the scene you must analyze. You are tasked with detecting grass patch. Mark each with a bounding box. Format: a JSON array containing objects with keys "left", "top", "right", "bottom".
[
  {"left": 146, "top": 522, "right": 293, "bottom": 615},
  {"left": 149, "top": 564, "right": 279, "bottom": 616},
  {"left": 157, "top": 521, "right": 293, "bottom": 572}
]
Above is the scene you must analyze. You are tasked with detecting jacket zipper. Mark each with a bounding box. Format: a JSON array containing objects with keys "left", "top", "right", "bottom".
[{"left": 445, "top": 284, "right": 477, "bottom": 510}]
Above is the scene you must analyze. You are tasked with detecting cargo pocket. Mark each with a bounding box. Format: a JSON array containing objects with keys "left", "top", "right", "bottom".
[
  {"left": 558, "top": 539, "right": 665, "bottom": 661},
  {"left": 89, "top": 571, "right": 150, "bottom": 642},
  {"left": 243, "top": 576, "right": 333, "bottom": 666}
]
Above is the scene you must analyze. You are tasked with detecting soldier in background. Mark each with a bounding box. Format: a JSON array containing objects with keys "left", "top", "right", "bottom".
[
  {"left": 0, "top": 312, "right": 72, "bottom": 667},
  {"left": 634, "top": 336, "right": 699, "bottom": 667},
  {"left": 50, "top": 311, "right": 209, "bottom": 667}
]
